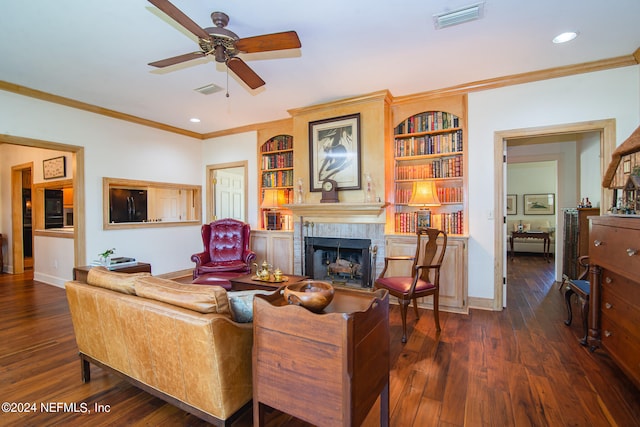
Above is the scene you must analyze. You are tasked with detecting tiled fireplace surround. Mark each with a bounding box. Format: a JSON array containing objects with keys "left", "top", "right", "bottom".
[{"left": 291, "top": 220, "right": 386, "bottom": 288}]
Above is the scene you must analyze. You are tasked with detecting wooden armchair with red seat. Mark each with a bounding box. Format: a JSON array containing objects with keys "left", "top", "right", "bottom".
[{"left": 191, "top": 218, "right": 256, "bottom": 288}]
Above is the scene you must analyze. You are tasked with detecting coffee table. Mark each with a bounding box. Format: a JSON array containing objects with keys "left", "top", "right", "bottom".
[{"left": 228, "top": 273, "right": 308, "bottom": 291}]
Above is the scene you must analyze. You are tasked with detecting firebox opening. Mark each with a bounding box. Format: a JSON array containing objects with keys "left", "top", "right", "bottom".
[{"left": 304, "top": 237, "right": 372, "bottom": 288}]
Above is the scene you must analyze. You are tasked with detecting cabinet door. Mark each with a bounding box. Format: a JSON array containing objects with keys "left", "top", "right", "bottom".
[
  {"left": 270, "top": 233, "right": 293, "bottom": 273},
  {"left": 250, "top": 230, "right": 294, "bottom": 273},
  {"left": 384, "top": 235, "right": 467, "bottom": 312},
  {"left": 250, "top": 232, "right": 269, "bottom": 267}
]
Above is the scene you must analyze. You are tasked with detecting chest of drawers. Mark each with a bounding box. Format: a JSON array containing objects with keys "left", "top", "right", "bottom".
[{"left": 589, "top": 216, "right": 640, "bottom": 388}]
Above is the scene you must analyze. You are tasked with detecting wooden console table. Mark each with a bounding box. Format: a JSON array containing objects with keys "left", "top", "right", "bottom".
[
  {"left": 72, "top": 262, "right": 152, "bottom": 282},
  {"left": 510, "top": 231, "right": 551, "bottom": 262},
  {"left": 252, "top": 287, "right": 390, "bottom": 426}
]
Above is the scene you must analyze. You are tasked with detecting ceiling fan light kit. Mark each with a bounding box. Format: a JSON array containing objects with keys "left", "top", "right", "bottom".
[
  {"left": 433, "top": 2, "right": 485, "bottom": 29},
  {"left": 147, "top": 0, "right": 300, "bottom": 90}
]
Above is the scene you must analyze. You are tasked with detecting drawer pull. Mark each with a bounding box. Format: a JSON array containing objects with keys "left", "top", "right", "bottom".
[
  {"left": 605, "top": 302, "right": 612, "bottom": 309},
  {"left": 604, "top": 330, "right": 612, "bottom": 338},
  {"left": 605, "top": 276, "right": 612, "bottom": 284},
  {"left": 627, "top": 248, "right": 638, "bottom": 256},
  {"left": 593, "top": 240, "right": 603, "bottom": 247}
]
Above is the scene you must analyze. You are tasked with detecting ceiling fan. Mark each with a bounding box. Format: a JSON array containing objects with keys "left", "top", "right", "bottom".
[{"left": 147, "top": 0, "right": 301, "bottom": 90}]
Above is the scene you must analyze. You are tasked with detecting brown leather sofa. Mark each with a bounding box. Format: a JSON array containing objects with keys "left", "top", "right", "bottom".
[{"left": 65, "top": 267, "right": 253, "bottom": 426}]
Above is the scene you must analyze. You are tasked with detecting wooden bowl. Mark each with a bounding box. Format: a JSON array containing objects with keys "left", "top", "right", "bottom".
[{"left": 283, "top": 281, "right": 335, "bottom": 313}]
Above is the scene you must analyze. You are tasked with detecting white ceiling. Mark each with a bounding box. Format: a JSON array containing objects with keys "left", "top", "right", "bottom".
[{"left": 2, "top": 0, "right": 639, "bottom": 135}]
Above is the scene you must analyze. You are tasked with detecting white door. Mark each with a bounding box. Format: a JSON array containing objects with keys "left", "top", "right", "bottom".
[{"left": 214, "top": 168, "right": 244, "bottom": 220}]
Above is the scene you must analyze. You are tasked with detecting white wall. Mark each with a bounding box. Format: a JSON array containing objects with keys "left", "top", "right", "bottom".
[
  {"left": 468, "top": 65, "right": 640, "bottom": 301},
  {"left": 0, "top": 90, "right": 204, "bottom": 283}
]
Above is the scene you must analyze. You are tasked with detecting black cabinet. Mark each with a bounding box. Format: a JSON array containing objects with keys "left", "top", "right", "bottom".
[{"left": 562, "top": 208, "right": 599, "bottom": 280}]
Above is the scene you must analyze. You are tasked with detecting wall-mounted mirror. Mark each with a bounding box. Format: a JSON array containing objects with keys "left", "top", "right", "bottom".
[
  {"left": 206, "top": 161, "right": 247, "bottom": 223},
  {"left": 103, "top": 177, "right": 201, "bottom": 229}
]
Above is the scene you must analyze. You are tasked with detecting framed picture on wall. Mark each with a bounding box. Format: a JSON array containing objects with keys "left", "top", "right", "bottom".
[
  {"left": 506, "top": 194, "right": 517, "bottom": 215},
  {"left": 43, "top": 156, "right": 66, "bottom": 180},
  {"left": 308, "top": 113, "right": 361, "bottom": 192},
  {"left": 524, "top": 193, "right": 555, "bottom": 215}
]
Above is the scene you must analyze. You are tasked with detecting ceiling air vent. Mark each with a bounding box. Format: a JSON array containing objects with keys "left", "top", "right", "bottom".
[
  {"left": 194, "top": 83, "right": 223, "bottom": 95},
  {"left": 433, "top": 2, "right": 485, "bottom": 29}
]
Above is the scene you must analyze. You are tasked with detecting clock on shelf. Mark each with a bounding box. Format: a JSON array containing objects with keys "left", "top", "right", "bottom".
[{"left": 320, "top": 179, "right": 339, "bottom": 203}]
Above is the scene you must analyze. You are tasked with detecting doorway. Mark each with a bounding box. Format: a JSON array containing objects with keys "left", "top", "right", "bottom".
[
  {"left": 493, "top": 119, "right": 615, "bottom": 308},
  {"left": 206, "top": 161, "right": 248, "bottom": 223},
  {"left": 2, "top": 133, "right": 85, "bottom": 275}
]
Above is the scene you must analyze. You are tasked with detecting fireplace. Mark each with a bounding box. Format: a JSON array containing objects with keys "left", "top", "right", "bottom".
[{"left": 305, "top": 237, "right": 373, "bottom": 287}]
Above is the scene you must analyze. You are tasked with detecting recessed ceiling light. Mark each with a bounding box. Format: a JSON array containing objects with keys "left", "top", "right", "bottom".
[
  {"left": 552, "top": 31, "right": 578, "bottom": 44},
  {"left": 189, "top": 118, "right": 201, "bottom": 123}
]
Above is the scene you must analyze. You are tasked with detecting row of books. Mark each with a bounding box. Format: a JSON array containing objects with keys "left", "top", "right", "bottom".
[
  {"left": 394, "top": 112, "right": 460, "bottom": 134},
  {"left": 394, "top": 210, "right": 464, "bottom": 234},
  {"left": 395, "top": 156, "right": 463, "bottom": 179},
  {"left": 395, "top": 186, "right": 464, "bottom": 204},
  {"left": 261, "top": 135, "right": 293, "bottom": 152},
  {"left": 261, "top": 151, "right": 293, "bottom": 170},
  {"left": 262, "top": 170, "right": 294, "bottom": 188},
  {"left": 394, "top": 131, "right": 463, "bottom": 157}
]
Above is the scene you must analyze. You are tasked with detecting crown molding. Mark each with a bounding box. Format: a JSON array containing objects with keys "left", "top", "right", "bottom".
[{"left": 1, "top": 50, "right": 638, "bottom": 138}]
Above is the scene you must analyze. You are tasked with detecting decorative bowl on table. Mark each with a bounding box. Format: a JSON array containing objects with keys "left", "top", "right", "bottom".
[{"left": 283, "top": 280, "right": 334, "bottom": 313}]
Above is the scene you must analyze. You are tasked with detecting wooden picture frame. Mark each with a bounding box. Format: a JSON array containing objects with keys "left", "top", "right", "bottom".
[
  {"left": 308, "top": 113, "right": 361, "bottom": 192},
  {"left": 524, "top": 193, "right": 555, "bottom": 215},
  {"left": 506, "top": 194, "right": 517, "bottom": 215},
  {"left": 43, "top": 156, "right": 66, "bottom": 180}
]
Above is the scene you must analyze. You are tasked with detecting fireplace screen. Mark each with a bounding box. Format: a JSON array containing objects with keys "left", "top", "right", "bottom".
[{"left": 304, "top": 237, "right": 372, "bottom": 287}]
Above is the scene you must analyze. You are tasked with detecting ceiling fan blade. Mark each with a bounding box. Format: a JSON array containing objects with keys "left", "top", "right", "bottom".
[
  {"left": 148, "top": 0, "right": 211, "bottom": 40},
  {"left": 148, "top": 51, "right": 206, "bottom": 67},
  {"left": 227, "top": 57, "right": 265, "bottom": 89},
  {"left": 235, "top": 31, "right": 301, "bottom": 53}
]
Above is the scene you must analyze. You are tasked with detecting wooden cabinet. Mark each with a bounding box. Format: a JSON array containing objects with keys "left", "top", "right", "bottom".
[
  {"left": 250, "top": 230, "right": 294, "bottom": 273},
  {"left": 384, "top": 234, "right": 468, "bottom": 312},
  {"left": 392, "top": 106, "right": 466, "bottom": 235},
  {"left": 562, "top": 207, "right": 599, "bottom": 280},
  {"left": 588, "top": 215, "right": 640, "bottom": 388},
  {"left": 252, "top": 288, "right": 390, "bottom": 427},
  {"left": 259, "top": 134, "right": 294, "bottom": 230}
]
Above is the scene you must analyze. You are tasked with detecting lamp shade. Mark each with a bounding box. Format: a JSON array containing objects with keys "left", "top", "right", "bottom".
[
  {"left": 261, "top": 188, "right": 286, "bottom": 209},
  {"left": 408, "top": 181, "right": 441, "bottom": 207}
]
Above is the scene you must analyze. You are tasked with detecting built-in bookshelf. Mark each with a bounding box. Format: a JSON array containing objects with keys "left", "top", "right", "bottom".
[
  {"left": 394, "top": 111, "right": 465, "bottom": 235},
  {"left": 260, "top": 134, "right": 294, "bottom": 230}
]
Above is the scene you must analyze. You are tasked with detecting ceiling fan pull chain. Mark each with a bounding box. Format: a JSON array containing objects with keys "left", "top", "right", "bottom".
[{"left": 226, "top": 64, "right": 230, "bottom": 98}]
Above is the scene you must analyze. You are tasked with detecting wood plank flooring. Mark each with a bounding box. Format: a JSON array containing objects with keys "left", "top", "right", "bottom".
[{"left": 1, "top": 255, "right": 639, "bottom": 426}]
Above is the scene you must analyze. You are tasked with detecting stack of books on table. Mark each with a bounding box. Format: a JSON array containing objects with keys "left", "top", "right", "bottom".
[{"left": 90, "top": 257, "right": 137, "bottom": 270}]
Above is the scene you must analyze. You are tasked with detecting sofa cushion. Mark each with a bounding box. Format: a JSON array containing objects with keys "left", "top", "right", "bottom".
[
  {"left": 228, "top": 290, "right": 273, "bottom": 323},
  {"left": 135, "top": 276, "right": 231, "bottom": 316},
  {"left": 86, "top": 266, "right": 151, "bottom": 295}
]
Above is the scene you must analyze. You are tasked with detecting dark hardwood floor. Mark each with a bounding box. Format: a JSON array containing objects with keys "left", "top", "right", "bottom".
[{"left": 1, "top": 255, "right": 639, "bottom": 426}]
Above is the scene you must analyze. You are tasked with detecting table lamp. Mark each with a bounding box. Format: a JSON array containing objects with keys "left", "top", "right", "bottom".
[
  {"left": 408, "top": 181, "right": 441, "bottom": 228},
  {"left": 261, "top": 188, "right": 286, "bottom": 230}
]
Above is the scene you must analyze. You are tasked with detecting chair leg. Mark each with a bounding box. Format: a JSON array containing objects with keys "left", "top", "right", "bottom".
[
  {"left": 433, "top": 291, "right": 441, "bottom": 332},
  {"left": 579, "top": 295, "right": 589, "bottom": 346},
  {"left": 412, "top": 298, "right": 420, "bottom": 319},
  {"left": 399, "top": 299, "right": 410, "bottom": 343},
  {"left": 564, "top": 287, "right": 575, "bottom": 326}
]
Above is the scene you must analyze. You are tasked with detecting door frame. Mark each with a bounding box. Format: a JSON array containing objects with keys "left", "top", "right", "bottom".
[
  {"left": 493, "top": 119, "right": 615, "bottom": 310},
  {"left": 2, "top": 133, "right": 85, "bottom": 274},
  {"left": 206, "top": 161, "right": 248, "bottom": 223}
]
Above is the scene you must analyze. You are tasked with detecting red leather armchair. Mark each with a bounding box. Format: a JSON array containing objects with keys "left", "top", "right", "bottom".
[{"left": 191, "top": 218, "right": 256, "bottom": 280}]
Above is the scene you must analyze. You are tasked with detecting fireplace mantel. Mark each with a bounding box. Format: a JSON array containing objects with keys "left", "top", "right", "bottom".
[{"left": 283, "top": 202, "right": 388, "bottom": 222}]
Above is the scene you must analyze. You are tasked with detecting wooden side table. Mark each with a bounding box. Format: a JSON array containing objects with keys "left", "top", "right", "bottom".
[
  {"left": 510, "top": 231, "right": 550, "bottom": 262},
  {"left": 252, "top": 287, "right": 390, "bottom": 427},
  {"left": 72, "top": 262, "right": 152, "bottom": 282}
]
